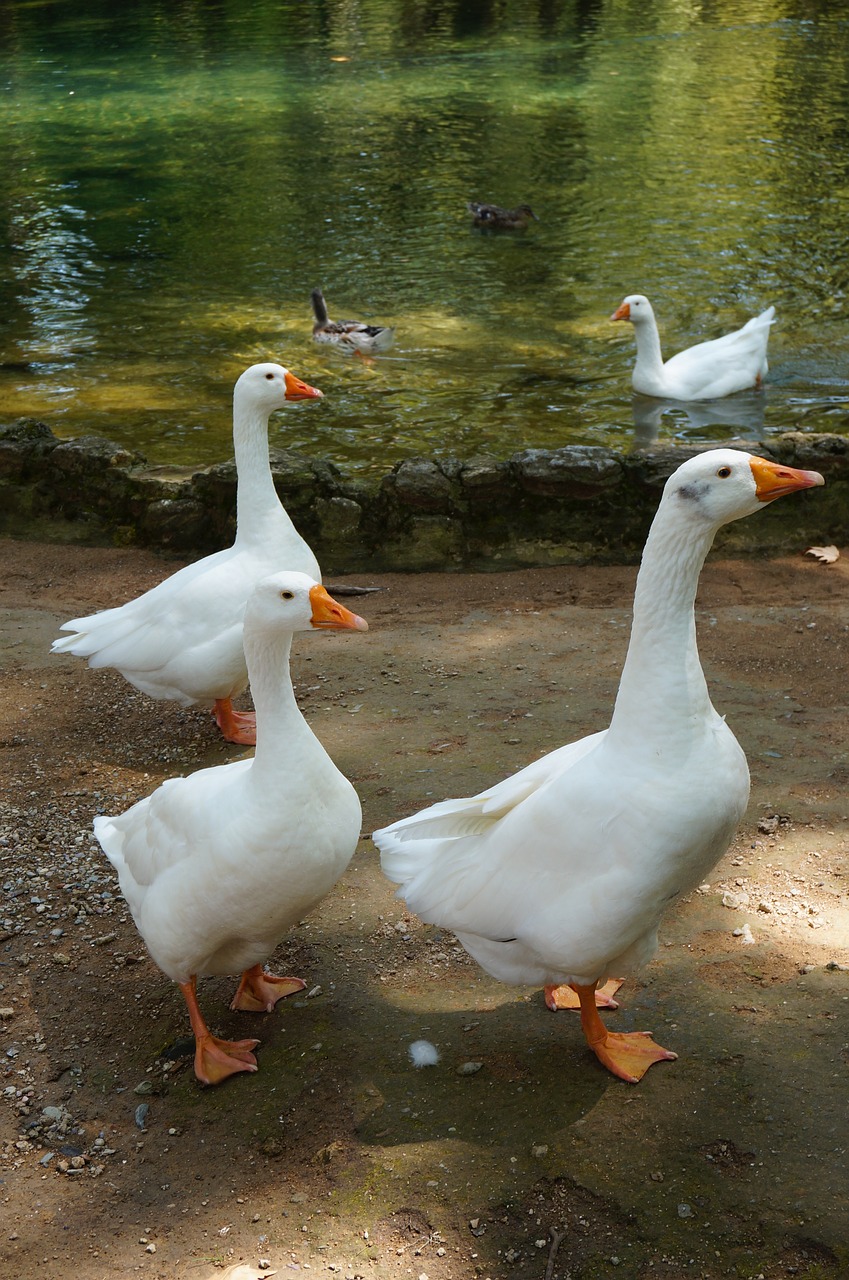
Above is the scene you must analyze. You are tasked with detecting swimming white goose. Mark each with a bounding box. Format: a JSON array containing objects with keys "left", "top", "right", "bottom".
[
  {"left": 611, "top": 295, "right": 775, "bottom": 400},
  {"left": 310, "top": 287, "right": 394, "bottom": 355},
  {"left": 94, "top": 572, "right": 368, "bottom": 1085},
  {"left": 375, "top": 449, "right": 823, "bottom": 1083},
  {"left": 52, "top": 363, "right": 323, "bottom": 744}
]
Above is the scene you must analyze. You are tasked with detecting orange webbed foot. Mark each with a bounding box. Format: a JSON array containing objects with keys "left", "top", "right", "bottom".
[
  {"left": 213, "top": 698, "right": 257, "bottom": 746},
  {"left": 572, "top": 981, "right": 677, "bottom": 1084},
  {"left": 545, "top": 978, "right": 624, "bottom": 1012},
  {"left": 589, "top": 1029, "right": 678, "bottom": 1084},
  {"left": 230, "top": 964, "right": 306, "bottom": 1013},
  {"left": 194, "top": 1032, "right": 260, "bottom": 1085},
  {"left": 179, "top": 976, "right": 261, "bottom": 1085}
]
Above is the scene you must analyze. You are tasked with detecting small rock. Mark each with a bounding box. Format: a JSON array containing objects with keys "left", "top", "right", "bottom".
[
  {"left": 677, "top": 1203, "right": 694, "bottom": 1218},
  {"left": 456, "top": 1061, "right": 483, "bottom": 1076},
  {"left": 134, "top": 1103, "right": 150, "bottom": 1130},
  {"left": 133, "top": 1080, "right": 154, "bottom": 1096}
]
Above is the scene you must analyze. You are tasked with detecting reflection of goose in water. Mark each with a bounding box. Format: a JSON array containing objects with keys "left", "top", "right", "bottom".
[{"left": 630, "top": 390, "right": 769, "bottom": 449}]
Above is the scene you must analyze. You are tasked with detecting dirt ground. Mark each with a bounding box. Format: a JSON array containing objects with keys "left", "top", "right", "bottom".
[{"left": 0, "top": 536, "right": 848, "bottom": 1280}]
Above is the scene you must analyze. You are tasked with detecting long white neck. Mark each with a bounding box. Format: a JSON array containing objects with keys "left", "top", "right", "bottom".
[
  {"left": 232, "top": 399, "right": 299, "bottom": 545},
  {"left": 632, "top": 312, "right": 665, "bottom": 382},
  {"left": 242, "top": 627, "right": 314, "bottom": 780},
  {"left": 608, "top": 497, "right": 717, "bottom": 743}
]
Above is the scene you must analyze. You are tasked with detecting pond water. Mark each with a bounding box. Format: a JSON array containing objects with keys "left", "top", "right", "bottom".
[{"left": 1, "top": 0, "right": 848, "bottom": 477}]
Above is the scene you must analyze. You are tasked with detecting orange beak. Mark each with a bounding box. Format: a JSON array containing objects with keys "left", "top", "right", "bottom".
[
  {"left": 749, "top": 456, "right": 825, "bottom": 501},
  {"left": 611, "top": 301, "right": 631, "bottom": 322},
  {"left": 284, "top": 370, "right": 323, "bottom": 401},
  {"left": 309, "top": 584, "right": 369, "bottom": 632}
]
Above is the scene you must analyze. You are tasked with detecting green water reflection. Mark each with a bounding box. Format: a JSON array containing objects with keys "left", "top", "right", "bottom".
[{"left": 1, "top": 0, "right": 848, "bottom": 475}]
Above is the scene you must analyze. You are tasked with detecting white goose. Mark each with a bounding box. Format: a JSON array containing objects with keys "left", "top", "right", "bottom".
[
  {"left": 94, "top": 572, "right": 368, "bottom": 1085},
  {"left": 612, "top": 295, "right": 775, "bottom": 400},
  {"left": 375, "top": 450, "right": 823, "bottom": 1083},
  {"left": 52, "top": 363, "right": 323, "bottom": 744}
]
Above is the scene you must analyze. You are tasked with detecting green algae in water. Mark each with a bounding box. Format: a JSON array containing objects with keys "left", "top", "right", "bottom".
[{"left": 2, "top": 0, "right": 849, "bottom": 475}]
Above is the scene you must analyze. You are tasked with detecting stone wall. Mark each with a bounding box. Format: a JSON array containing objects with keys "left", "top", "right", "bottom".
[{"left": 1, "top": 418, "right": 845, "bottom": 572}]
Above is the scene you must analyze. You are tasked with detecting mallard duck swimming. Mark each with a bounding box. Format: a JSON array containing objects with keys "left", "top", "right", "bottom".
[
  {"left": 94, "top": 572, "right": 368, "bottom": 1085},
  {"left": 467, "top": 201, "right": 538, "bottom": 230},
  {"left": 52, "top": 363, "right": 323, "bottom": 745},
  {"left": 375, "top": 449, "right": 824, "bottom": 1084},
  {"left": 611, "top": 294, "right": 775, "bottom": 400},
  {"left": 310, "top": 287, "right": 394, "bottom": 354}
]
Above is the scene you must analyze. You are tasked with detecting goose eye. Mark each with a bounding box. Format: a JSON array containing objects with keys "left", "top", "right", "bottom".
[
  {"left": 280, "top": 590, "right": 294, "bottom": 599},
  {"left": 265, "top": 372, "right": 274, "bottom": 380},
  {"left": 717, "top": 466, "right": 732, "bottom": 478}
]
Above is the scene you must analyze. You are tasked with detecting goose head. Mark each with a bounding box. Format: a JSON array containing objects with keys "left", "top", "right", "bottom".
[
  {"left": 244, "top": 572, "right": 369, "bottom": 637},
  {"left": 611, "top": 294, "right": 653, "bottom": 324},
  {"left": 666, "top": 449, "right": 824, "bottom": 527},
  {"left": 234, "top": 362, "right": 323, "bottom": 411}
]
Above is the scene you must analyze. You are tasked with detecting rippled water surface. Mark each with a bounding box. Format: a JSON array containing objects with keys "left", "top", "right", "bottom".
[{"left": 1, "top": 0, "right": 848, "bottom": 475}]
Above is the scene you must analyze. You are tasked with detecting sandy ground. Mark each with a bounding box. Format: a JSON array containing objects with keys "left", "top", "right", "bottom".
[{"left": 0, "top": 536, "right": 848, "bottom": 1280}]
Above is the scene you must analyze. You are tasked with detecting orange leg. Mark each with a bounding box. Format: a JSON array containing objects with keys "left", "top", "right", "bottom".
[
  {"left": 213, "top": 698, "right": 257, "bottom": 746},
  {"left": 545, "top": 977, "right": 624, "bottom": 1012},
  {"left": 179, "top": 976, "right": 260, "bottom": 1085},
  {"left": 572, "top": 981, "right": 677, "bottom": 1084},
  {"left": 230, "top": 963, "right": 306, "bottom": 1013}
]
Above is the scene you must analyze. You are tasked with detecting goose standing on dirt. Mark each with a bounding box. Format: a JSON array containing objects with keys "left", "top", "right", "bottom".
[
  {"left": 611, "top": 295, "right": 775, "bottom": 400},
  {"left": 52, "top": 363, "right": 323, "bottom": 745},
  {"left": 94, "top": 572, "right": 368, "bottom": 1085},
  {"left": 310, "top": 287, "right": 394, "bottom": 354},
  {"left": 375, "top": 450, "right": 823, "bottom": 1083}
]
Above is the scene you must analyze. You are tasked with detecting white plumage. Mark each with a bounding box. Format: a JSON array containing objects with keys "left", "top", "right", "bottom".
[
  {"left": 375, "top": 450, "right": 824, "bottom": 1083},
  {"left": 612, "top": 295, "right": 775, "bottom": 400},
  {"left": 52, "top": 363, "right": 323, "bottom": 743},
  {"left": 94, "top": 571, "right": 368, "bottom": 1085},
  {"left": 408, "top": 1039, "right": 440, "bottom": 1068}
]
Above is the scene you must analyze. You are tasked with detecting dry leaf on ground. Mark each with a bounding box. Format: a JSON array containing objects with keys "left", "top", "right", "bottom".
[{"left": 805, "top": 545, "right": 840, "bottom": 564}]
